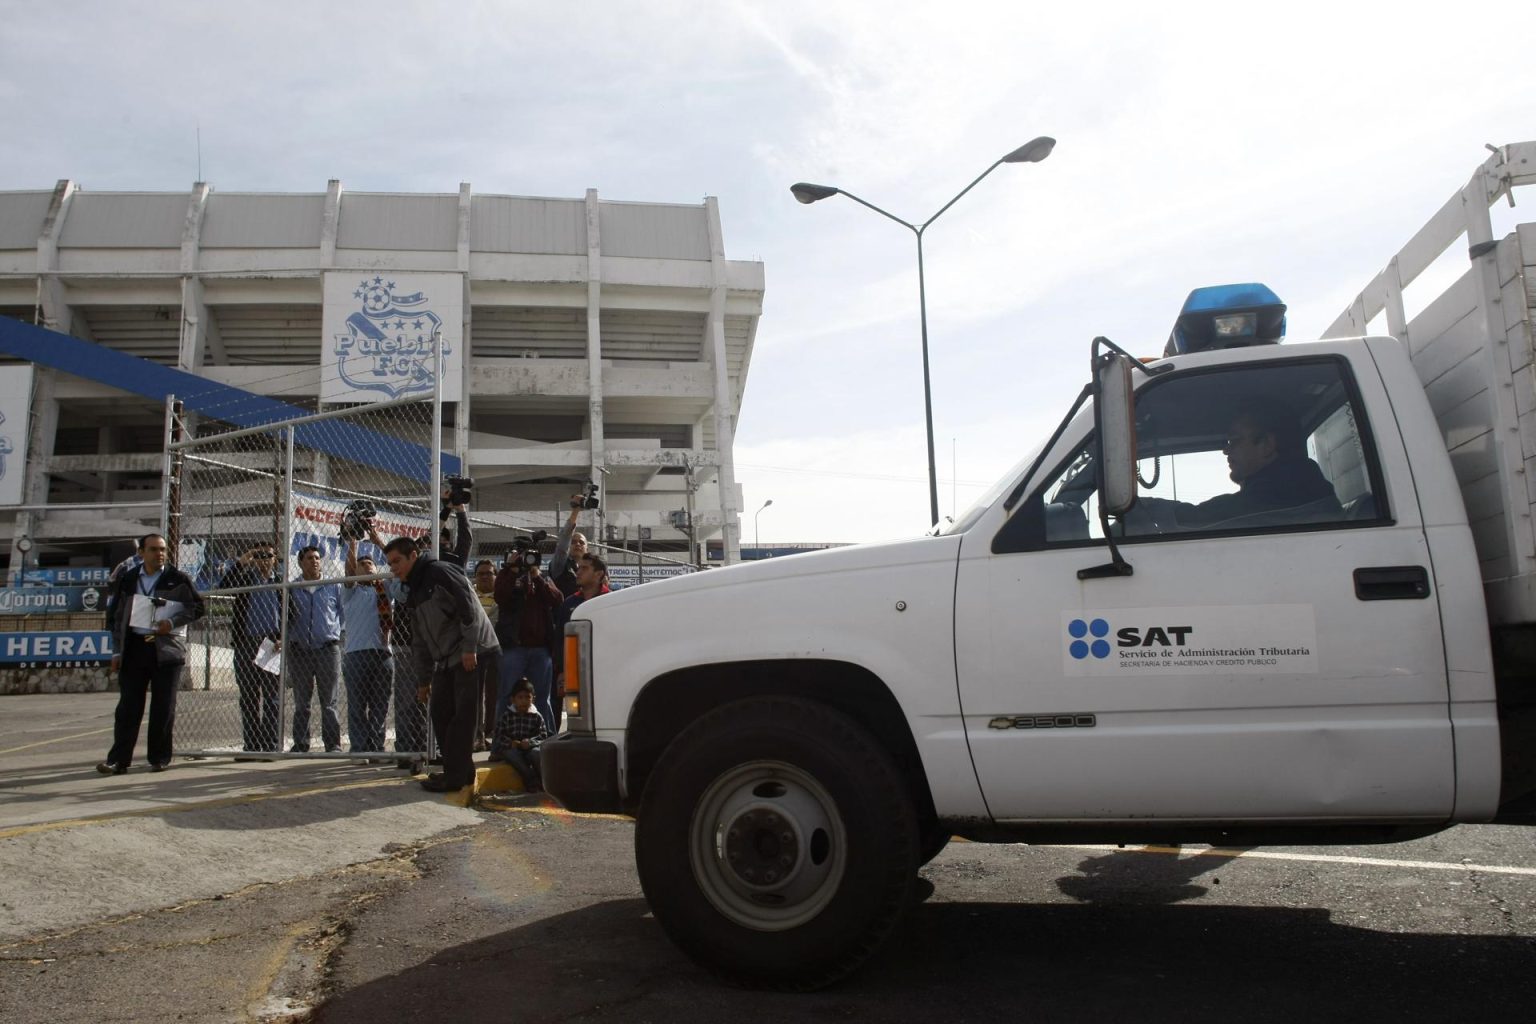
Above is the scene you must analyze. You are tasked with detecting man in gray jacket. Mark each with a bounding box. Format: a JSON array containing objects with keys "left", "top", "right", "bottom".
[{"left": 383, "top": 537, "right": 500, "bottom": 793}]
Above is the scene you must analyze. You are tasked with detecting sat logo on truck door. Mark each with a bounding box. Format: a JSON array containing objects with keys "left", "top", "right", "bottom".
[
  {"left": 1067, "top": 617, "right": 1194, "bottom": 660},
  {"left": 1066, "top": 618, "right": 1112, "bottom": 659},
  {"left": 1063, "top": 606, "right": 1318, "bottom": 676}
]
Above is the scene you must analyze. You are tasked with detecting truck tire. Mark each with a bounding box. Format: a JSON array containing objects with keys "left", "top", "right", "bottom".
[
  {"left": 917, "top": 824, "right": 950, "bottom": 867},
  {"left": 635, "top": 696, "right": 918, "bottom": 990}
]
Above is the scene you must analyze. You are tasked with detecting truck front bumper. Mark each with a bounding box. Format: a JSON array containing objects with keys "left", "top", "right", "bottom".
[{"left": 542, "top": 733, "right": 623, "bottom": 814}]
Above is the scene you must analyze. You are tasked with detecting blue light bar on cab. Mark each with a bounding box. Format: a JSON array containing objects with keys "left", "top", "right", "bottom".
[{"left": 1165, "top": 282, "right": 1286, "bottom": 357}]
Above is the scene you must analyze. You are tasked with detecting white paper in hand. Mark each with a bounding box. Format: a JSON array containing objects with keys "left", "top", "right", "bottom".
[
  {"left": 129, "top": 594, "right": 156, "bottom": 631},
  {"left": 254, "top": 637, "right": 282, "bottom": 675}
]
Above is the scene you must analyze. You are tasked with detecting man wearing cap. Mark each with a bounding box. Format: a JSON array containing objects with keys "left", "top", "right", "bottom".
[{"left": 343, "top": 537, "right": 402, "bottom": 756}]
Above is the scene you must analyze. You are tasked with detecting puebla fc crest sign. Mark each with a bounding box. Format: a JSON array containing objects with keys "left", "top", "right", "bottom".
[{"left": 321, "top": 272, "right": 463, "bottom": 403}]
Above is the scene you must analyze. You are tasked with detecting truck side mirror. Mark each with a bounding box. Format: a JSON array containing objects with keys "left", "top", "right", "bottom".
[{"left": 1095, "top": 353, "right": 1137, "bottom": 516}]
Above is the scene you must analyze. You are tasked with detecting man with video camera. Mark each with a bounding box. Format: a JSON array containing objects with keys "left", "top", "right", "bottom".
[
  {"left": 438, "top": 477, "right": 474, "bottom": 573},
  {"left": 547, "top": 483, "right": 598, "bottom": 599},
  {"left": 493, "top": 531, "right": 564, "bottom": 734}
]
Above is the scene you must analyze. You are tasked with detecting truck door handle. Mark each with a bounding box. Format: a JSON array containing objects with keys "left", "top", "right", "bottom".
[{"left": 1353, "top": 565, "right": 1431, "bottom": 601}]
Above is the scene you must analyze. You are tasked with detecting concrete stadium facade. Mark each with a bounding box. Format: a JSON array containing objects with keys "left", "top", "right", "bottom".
[{"left": 0, "top": 180, "right": 765, "bottom": 577}]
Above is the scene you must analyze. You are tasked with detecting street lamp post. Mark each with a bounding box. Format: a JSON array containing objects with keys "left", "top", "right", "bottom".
[
  {"left": 754, "top": 499, "right": 773, "bottom": 558},
  {"left": 791, "top": 136, "right": 1056, "bottom": 527}
]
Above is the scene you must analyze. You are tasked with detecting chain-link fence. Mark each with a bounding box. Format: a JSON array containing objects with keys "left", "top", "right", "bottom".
[{"left": 167, "top": 395, "right": 447, "bottom": 761}]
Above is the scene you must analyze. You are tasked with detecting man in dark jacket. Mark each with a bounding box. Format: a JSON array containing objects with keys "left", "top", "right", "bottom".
[
  {"left": 97, "top": 533, "right": 206, "bottom": 775},
  {"left": 383, "top": 538, "right": 500, "bottom": 794},
  {"left": 219, "top": 541, "right": 283, "bottom": 753},
  {"left": 1143, "top": 401, "right": 1343, "bottom": 530}
]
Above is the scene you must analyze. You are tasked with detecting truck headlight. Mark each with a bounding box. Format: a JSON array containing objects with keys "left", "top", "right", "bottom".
[{"left": 563, "top": 618, "right": 593, "bottom": 731}]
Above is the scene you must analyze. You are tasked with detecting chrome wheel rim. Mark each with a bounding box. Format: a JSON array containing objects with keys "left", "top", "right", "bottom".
[{"left": 689, "top": 759, "right": 848, "bottom": 931}]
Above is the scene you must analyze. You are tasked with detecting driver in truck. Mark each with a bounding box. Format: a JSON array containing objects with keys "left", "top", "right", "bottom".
[{"left": 1140, "top": 397, "right": 1343, "bottom": 529}]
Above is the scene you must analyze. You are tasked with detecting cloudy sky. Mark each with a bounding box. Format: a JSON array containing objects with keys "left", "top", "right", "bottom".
[{"left": 2, "top": 1, "right": 1531, "bottom": 544}]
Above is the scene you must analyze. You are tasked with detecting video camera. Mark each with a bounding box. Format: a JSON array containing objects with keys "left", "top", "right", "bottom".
[
  {"left": 508, "top": 530, "right": 549, "bottom": 573},
  {"left": 577, "top": 481, "right": 600, "bottom": 510},
  {"left": 339, "top": 499, "right": 377, "bottom": 541},
  {"left": 446, "top": 475, "right": 474, "bottom": 506}
]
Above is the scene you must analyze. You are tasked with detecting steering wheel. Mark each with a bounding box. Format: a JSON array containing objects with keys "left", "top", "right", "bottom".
[{"left": 1116, "top": 496, "right": 1174, "bottom": 536}]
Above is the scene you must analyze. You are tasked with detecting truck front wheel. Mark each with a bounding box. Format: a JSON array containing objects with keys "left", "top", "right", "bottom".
[{"left": 635, "top": 696, "right": 918, "bottom": 990}]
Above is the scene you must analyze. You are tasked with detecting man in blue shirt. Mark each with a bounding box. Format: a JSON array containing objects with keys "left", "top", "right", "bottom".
[
  {"left": 343, "top": 538, "right": 402, "bottom": 755},
  {"left": 287, "top": 545, "right": 345, "bottom": 753},
  {"left": 220, "top": 541, "right": 284, "bottom": 752}
]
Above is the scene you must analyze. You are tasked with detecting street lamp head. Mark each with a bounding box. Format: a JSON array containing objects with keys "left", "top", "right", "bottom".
[
  {"left": 764, "top": 499, "right": 773, "bottom": 508},
  {"left": 790, "top": 182, "right": 839, "bottom": 205},
  {"left": 1002, "top": 136, "right": 1056, "bottom": 164}
]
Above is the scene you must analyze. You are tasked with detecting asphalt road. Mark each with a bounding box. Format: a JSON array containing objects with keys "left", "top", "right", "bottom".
[{"left": 2, "top": 694, "right": 1534, "bottom": 1022}]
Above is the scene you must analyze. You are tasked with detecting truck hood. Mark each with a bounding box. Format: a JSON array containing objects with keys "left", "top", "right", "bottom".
[{"left": 577, "top": 533, "right": 962, "bottom": 617}]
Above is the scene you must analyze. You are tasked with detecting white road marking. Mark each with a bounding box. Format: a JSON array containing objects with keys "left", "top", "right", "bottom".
[{"left": 1053, "top": 843, "right": 1536, "bottom": 878}]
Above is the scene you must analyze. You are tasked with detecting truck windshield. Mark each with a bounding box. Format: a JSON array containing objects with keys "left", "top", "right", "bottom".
[{"left": 938, "top": 439, "right": 1048, "bottom": 536}]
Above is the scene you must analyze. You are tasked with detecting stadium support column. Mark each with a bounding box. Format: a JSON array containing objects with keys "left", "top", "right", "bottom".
[
  {"left": 704, "top": 196, "right": 741, "bottom": 565},
  {"left": 176, "top": 183, "right": 211, "bottom": 442},
  {"left": 455, "top": 183, "right": 472, "bottom": 463},
  {"left": 584, "top": 189, "right": 606, "bottom": 538},
  {"left": 313, "top": 180, "right": 344, "bottom": 495},
  {"left": 10, "top": 180, "right": 74, "bottom": 582}
]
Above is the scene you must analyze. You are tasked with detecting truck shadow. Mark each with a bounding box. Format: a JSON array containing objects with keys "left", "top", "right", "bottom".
[
  {"left": 315, "top": 896, "right": 1535, "bottom": 1023},
  {"left": 1052, "top": 845, "right": 1250, "bottom": 904}
]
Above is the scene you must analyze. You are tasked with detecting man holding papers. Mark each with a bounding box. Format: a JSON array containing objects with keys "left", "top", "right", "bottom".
[
  {"left": 97, "top": 533, "right": 206, "bottom": 775},
  {"left": 220, "top": 541, "right": 284, "bottom": 753}
]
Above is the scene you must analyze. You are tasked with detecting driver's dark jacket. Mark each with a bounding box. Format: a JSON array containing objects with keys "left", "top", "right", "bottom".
[{"left": 1171, "top": 456, "right": 1342, "bottom": 526}]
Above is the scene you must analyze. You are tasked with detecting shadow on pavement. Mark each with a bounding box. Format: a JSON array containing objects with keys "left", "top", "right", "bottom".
[
  {"left": 315, "top": 896, "right": 1536, "bottom": 1022},
  {"left": 0, "top": 758, "right": 427, "bottom": 830},
  {"left": 1056, "top": 846, "right": 1252, "bottom": 904}
]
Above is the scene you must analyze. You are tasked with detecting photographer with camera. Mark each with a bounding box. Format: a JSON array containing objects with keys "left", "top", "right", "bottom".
[
  {"left": 493, "top": 531, "right": 565, "bottom": 734},
  {"left": 438, "top": 477, "right": 474, "bottom": 573},
  {"left": 547, "top": 484, "right": 598, "bottom": 599},
  {"left": 366, "top": 525, "right": 430, "bottom": 770}
]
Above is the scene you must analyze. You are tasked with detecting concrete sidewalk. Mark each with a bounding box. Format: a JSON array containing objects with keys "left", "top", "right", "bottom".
[{"left": 0, "top": 693, "right": 482, "bottom": 940}]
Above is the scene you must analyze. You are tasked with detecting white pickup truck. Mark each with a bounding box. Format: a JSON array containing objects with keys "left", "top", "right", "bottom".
[{"left": 543, "top": 142, "right": 1536, "bottom": 989}]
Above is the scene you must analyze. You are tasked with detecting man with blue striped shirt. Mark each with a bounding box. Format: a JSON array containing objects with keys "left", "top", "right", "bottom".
[
  {"left": 287, "top": 545, "right": 345, "bottom": 753},
  {"left": 343, "top": 538, "right": 401, "bottom": 755}
]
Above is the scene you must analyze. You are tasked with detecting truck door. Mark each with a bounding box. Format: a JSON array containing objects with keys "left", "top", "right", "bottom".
[{"left": 953, "top": 354, "right": 1454, "bottom": 823}]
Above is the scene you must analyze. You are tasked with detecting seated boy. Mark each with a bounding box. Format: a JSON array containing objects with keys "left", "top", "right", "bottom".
[{"left": 489, "top": 677, "right": 549, "bottom": 792}]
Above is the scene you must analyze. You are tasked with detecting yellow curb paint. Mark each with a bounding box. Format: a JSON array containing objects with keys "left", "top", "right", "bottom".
[{"left": 474, "top": 762, "right": 526, "bottom": 795}]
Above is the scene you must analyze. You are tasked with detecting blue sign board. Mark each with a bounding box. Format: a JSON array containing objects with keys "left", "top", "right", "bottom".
[
  {"left": 0, "top": 586, "right": 109, "bottom": 614},
  {"left": 0, "top": 631, "right": 115, "bottom": 664},
  {"left": 18, "top": 567, "right": 113, "bottom": 586}
]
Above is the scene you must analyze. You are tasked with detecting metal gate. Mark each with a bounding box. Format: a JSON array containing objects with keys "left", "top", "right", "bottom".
[{"left": 165, "top": 393, "right": 451, "bottom": 761}]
